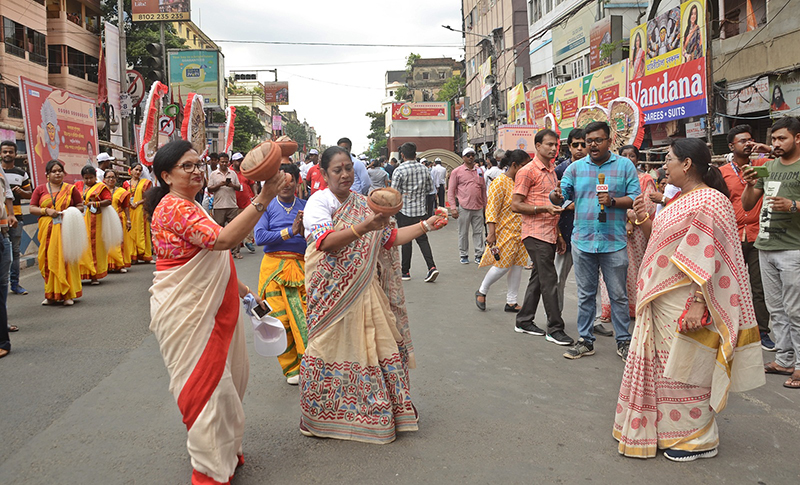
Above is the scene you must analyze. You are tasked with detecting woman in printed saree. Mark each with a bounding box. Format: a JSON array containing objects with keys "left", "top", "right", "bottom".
[
  {"left": 146, "top": 140, "right": 285, "bottom": 485},
  {"left": 600, "top": 146, "right": 658, "bottom": 320},
  {"left": 104, "top": 170, "right": 132, "bottom": 273},
  {"left": 123, "top": 163, "right": 153, "bottom": 263},
  {"left": 29, "top": 160, "right": 83, "bottom": 306},
  {"left": 254, "top": 162, "right": 308, "bottom": 385},
  {"left": 614, "top": 139, "right": 764, "bottom": 462},
  {"left": 78, "top": 165, "right": 112, "bottom": 284},
  {"left": 475, "top": 149, "right": 531, "bottom": 312},
  {"left": 299, "top": 146, "right": 447, "bottom": 444},
  {"left": 682, "top": 4, "right": 703, "bottom": 62}
]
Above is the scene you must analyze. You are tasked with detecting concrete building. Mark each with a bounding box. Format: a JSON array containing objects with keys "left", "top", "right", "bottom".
[
  {"left": 382, "top": 70, "right": 406, "bottom": 131},
  {"left": 171, "top": 20, "right": 220, "bottom": 51},
  {"left": 407, "top": 57, "right": 463, "bottom": 102},
  {"left": 228, "top": 75, "right": 270, "bottom": 142},
  {"left": 462, "top": 0, "right": 531, "bottom": 147}
]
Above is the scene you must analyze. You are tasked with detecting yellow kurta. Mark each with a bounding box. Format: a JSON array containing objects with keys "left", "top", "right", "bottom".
[
  {"left": 108, "top": 187, "right": 132, "bottom": 270},
  {"left": 479, "top": 174, "right": 528, "bottom": 268},
  {"left": 36, "top": 183, "right": 82, "bottom": 301},
  {"left": 79, "top": 183, "right": 111, "bottom": 280}
]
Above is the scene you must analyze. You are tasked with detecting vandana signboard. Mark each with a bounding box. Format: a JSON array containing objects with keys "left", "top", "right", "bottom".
[{"left": 629, "top": 57, "right": 707, "bottom": 125}]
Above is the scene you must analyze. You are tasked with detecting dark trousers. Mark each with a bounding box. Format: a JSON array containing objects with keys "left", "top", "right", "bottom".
[
  {"left": 516, "top": 237, "right": 564, "bottom": 334},
  {"left": 437, "top": 185, "right": 445, "bottom": 207},
  {"left": 743, "top": 241, "right": 771, "bottom": 334},
  {"left": 426, "top": 193, "right": 437, "bottom": 217},
  {"left": 0, "top": 235, "right": 11, "bottom": 351},
  {"left": 8, "top": 221, "right": 21, "bottom": 288},
  {"left": 395, "top": 212, "right": 436, "bottom": 274}
]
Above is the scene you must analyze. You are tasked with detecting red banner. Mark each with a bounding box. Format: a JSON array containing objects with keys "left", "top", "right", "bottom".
[
  {"left": 19, "top": 77, "right": 99, "bottom": 186},
  {"left": 628, "top": 57, "right": 708, "bottom": 125}
]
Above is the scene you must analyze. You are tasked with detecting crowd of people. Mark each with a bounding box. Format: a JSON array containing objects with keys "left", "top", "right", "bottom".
[{"left": 2, "top": 114, "right": 798, "bottom": 479}]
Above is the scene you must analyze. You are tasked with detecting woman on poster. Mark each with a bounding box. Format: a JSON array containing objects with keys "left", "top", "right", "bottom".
[
  {"left": 632, "top": 32, "right": 646, "bottom": 79},
  {"left": 682, "top": 4, "right": 703, "bottom": 62}
]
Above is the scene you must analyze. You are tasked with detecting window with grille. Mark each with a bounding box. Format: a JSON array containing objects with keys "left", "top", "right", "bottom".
[
  {"left": 27, "top": 28, "right": 47, "bottom": 66},
  {"left": 3, "top": 17, "right": 25, "bottom": 58}
]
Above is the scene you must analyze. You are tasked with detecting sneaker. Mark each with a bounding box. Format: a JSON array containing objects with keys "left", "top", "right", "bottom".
[
  {"left": 10, "top": 285, "right": 27, "bottom": 295},
  {"left": 663, "top": 448, "right": 718, "bottom": 462},
  {"left": 594, "top": 323, "right": 613, "bottom": 337},
  {"left": 286, "top": 374, "right": 300, "bottom": 385},
  {"left": 474, "top": 256, "right": 481, "bottom": 264},
  {"left": 617, "top": 341, "right": 630, "bottom": 362},
  {"left": 514, "top": 322, "right": 546, "bottom": 336},
  {"left": 460, "top": 256, "right": 470, "bottom": 264},
  {"left": 546, "top": 330, "right": 575, "bottom": 346},
  {"left": 563, "top": 339, "right": 595, "bottom": 359},
  {"left": 424, "top": 267, "right": 439, "bottom": 283},
  {"left": 401, "top": 273, "right": 411, "bottom": 281},
  {"left": 761, "top": 332, "right": 776, "bottom": 352},
  {"left": 245, "top": 242, "right": 256, "bottom": 253}
]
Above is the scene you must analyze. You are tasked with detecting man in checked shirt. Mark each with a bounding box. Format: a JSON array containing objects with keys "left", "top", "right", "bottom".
[{"left": 392, "top": 142, "right": 439, "bottom": 283}]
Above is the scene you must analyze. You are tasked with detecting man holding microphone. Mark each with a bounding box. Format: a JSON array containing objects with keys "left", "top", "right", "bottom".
[{"left": 551, "top": 121, "right": 641, "bottom": 361}]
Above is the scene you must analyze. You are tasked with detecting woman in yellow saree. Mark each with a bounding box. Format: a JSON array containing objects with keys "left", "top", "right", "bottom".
[
  {"left": 78, "top": 165, "right": 112, "bottom": 284},
  {"left": 299, "top": 146, "right": 447, "bottom": 444},
  {"left": 123, "top": 163, "right": 153, "bottom": 263},
  {"left": 147, "top": 140, "right": 284, "bottom": 485},
  {"left": 29, "top": 160, "right": 84, "bottom": 305},
  {"left": 104, "top": 170, "right": 132, "bottom": 272},
  {"left": 614, "top": 139, "right": 764, "bottom": 462}
]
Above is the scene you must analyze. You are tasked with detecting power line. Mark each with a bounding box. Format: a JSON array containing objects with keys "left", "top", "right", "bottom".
[
  {"left": 213, "top": 39, "right": 461, "bottom": 48},
  {"left": 281, "top": 70, "right": 383, "bottom": 90},
  {"left": 228, "top": 58, "right": 404, "bottom": 68}
]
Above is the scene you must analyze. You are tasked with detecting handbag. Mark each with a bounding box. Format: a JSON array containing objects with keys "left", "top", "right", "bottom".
[{"left": 676, "top": 296, "right": 713, "bottom": 332}]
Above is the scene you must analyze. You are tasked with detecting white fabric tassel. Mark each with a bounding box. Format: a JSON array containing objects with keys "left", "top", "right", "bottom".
[
  {"left": 61, "top": 207, "right": 88, "bottom": 264},
  {"left": 101, "top": 205, "right": 123, "bottom": 250}
]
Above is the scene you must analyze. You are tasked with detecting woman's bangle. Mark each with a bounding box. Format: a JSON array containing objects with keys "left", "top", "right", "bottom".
[
  {"left": 422, "top": 220, "right": 432, "bottom": 232},
  {"left": 419, "top": 221, "right": 428, "bottom": 233},
  {"left": 350, "top": 225, "right": 362, "bottom": 238},
  {"left": 533, "top": 205, "right": 538, "bottom": 215},
  {"left": 661, "top": 195, "right": 667, "bottom": 205},
  {"left": 633, "top": 213, "right": 650, "bottom": 225}
]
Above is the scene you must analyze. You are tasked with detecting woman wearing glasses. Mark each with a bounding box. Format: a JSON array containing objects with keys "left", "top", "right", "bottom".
[
  {"left": 29, "top": 160, "right": 84, "bottom": 305},
  {"left": 146, "top": 140, "right": 285, "bottom": 484}
]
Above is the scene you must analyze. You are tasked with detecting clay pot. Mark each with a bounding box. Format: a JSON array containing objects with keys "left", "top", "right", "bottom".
[
  {"left": 241, "top": 141, "right": 281, "bottom": 181},
  {"left": 276, "top": 138, "right": 298, "bottom": 165},
  {"left": 367, "top": 187, "right": 403, "bottom": 217}
]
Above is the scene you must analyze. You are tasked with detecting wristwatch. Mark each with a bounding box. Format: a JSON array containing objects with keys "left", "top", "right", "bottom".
[
  {"left": 791, "top": 200, "right": 797, "bottom": 213},
  {"left": 251, "top": 199, "right": 265, "bottom": 212},
  {"left": 610, "top": 197, "right": 616, "bottom": 207}
]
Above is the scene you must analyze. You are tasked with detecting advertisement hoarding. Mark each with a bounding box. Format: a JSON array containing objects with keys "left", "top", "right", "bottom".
[
  {"left": 629, "top": 23, "right": 648, "bottom": 80},
  {"left": 680, "top": 0, "right": 706, "bottom": 63},
  {"left": 497, "top": 124, "right": 539, "bottom": 154},
  {"left": 548, "top": 77, "right": 584, "bottom": 139},
  {"left": 628, "top": 57, "right": 708, "bottom": 125},
  {"left": 479, "top": 58, "right": 492, "bottom": 101},
  {"left": 391, "top": 102, "right": 450, "bottom": 121},
  {"left": 506, "top": 83, "right": 527, "bottom": 125},
  {"left": 589, "top": 16, "right": 622, "bottom": 72},
  {"left": 132, "top": 0, "right": 191, "bottom": 22},
  {"left": 264, "top": 82, "right": 289, "bottom": 106},
  {"left": 18, "top": 76, "right": 99, "bottom": 187},
  {"left": 726, "top": 76, "right": 770, "bottom": 115},
  {"left": 552, "top": 4, "right": 595, "bottom": 64},
  {"left": 168, "top": 50, "right": 224, "bottom": 108},
  {"left": 583, "top": 60, "right": 628, "bottom": 107},
  {"left": 645, "top": 7, "right": 681, "bottom": 76},
  {"left": 770, "top": 72, "right": 800, "bottom": 117},
  {"left": 525, "top": 84, "right": 550, "bottom": 128}
]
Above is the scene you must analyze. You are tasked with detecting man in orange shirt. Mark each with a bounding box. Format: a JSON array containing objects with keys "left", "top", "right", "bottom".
[
  {"left": 719, "top": 124, "right": 773, "bottom": 350},
  {"left": 510, "top": 129, "right": 572, "bottom": 346}
]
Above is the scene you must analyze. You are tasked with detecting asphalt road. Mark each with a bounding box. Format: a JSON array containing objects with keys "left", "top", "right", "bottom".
[{"left": 0, "top": 224, "right": 798, "bottom": 485}]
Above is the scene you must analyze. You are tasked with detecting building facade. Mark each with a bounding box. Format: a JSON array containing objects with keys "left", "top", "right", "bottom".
[{"left": 171, "top": 20, "right": 219, "bottom": 51}]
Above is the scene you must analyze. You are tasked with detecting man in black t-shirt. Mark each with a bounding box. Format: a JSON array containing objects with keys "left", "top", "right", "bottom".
[{"left": 1, "top": 141, "right": 32, "bottom": 295}]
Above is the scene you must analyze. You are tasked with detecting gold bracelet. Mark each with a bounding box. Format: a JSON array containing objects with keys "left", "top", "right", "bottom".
[
  {"left": 280, "top": 228, "right": 290, "bottom": 240},
  {"left": 350, "top": 225, "right": 362, "bottom": 238},
  {"left": 633, "top": 213, "right": 650, "bottom": 225}
]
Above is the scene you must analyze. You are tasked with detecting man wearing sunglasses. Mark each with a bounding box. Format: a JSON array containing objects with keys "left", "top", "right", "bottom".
[{"left": 448, "top": 147, "right": 487, "bottom": 264}]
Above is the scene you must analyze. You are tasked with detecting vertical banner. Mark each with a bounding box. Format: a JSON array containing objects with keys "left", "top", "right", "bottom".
[
  {"left": 525, "top": 84, "right": 550, "bottom": 128},
  {"left": 629, "top": 24, "right": 648, "bottom": 80},
  {"left": 680, "top": 0, "right": 706, "bottom": 63},
  {"left": 506, "top": 83, "right": 527, "bottom": 125},
  {"left": 104, "top": 22, "right": 123, "bottom": 154},
  {"left": 19, "top": 77, "right": 99, "bottom": 186},
  {"left": 479, "top": 58, "right": 492, "bottom": 101},
  {"left": 548, "top": 78, "right": 584, "bottom": 139}
]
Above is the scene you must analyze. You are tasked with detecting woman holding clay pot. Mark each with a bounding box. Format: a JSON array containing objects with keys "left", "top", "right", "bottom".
[{"left": 299, "top": 146, "right": 447, "bottom": 444}]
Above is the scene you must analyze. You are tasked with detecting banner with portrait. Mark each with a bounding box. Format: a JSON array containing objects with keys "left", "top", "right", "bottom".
[
  {"left": 680, "top": 0, "right": 706, "bottom": 63},
  {"left": 525, "top": 84, "right": 550, "bottom": 128},
  {"left": 507, "top": 83, "right": 527, "bottom": 125},
  {"left": 629, "top": 24, "right": 648, "bottom": 80},
  {"left": 769, "top": 72, "right": 800, "bottom": 117},
  {"left": 645, "top": 7, "right": 681, "bottom": 76},
  {"left": 548, "top": 77, "right": 584, "bottom": 139}
]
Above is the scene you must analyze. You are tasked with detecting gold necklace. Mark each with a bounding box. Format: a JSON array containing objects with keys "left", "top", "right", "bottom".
[{"left": 276, "top": 197, "right": 296, "bottom": 214}]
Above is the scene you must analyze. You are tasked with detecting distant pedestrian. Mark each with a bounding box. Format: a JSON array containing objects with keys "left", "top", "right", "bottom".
[
  {"left": 1, "top": 141, "right": 32, "bottom": 296},
  {"left": 208, "top": 153, "right": 242, "bottom": 258},
  {"left": 122, "top": 163, "right": 153, "bottom": 263},
  {"left": 367, "top": 157, "right": 389, "bottom": 191},
  {"left": 448, "top": 147, "right": 486, "bottom": 264},
  {"left": 385, "top": 157, "right": 398, "bottom": 179},
  {"left": 484, "top": 150, "right": 503, "bottom": 188},
  {"left": 431, "top": 157, "right": 447, "bottom": 207}
]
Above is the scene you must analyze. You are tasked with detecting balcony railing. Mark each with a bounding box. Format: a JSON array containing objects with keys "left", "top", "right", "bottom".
[
  {"left": 30, "top": 52, "right": 47, "bottom": 67},
  {"left": 49, "top": 64, "right": 62, "bottom": 74},
  {"left": 6, "top": 107, "right": 23, "bottom": 119},
  {"left": 4, "top": 42, "right": 25, "bottom": 59}
]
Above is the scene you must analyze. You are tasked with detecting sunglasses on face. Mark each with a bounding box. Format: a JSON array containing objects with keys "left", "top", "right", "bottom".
[
  {"left": 571, "top": 142, "right": 586, "bottom": 148},
  {"left": 586, "top": 138, "right": 608, "bottom": 146}
]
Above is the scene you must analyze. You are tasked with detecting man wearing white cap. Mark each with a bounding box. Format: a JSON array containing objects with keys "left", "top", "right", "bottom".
[
  {"left": 96, "top": 152, "right": 114, "bottom": 182},
  {"left": 448, "top": 147, "right": 486, "bottom": 264},
  {"left": 431, "top": 157, "right": 447, "bottom": 207},
  {"left": 300, "top": 149, "right": 318, "bottom": 181}
]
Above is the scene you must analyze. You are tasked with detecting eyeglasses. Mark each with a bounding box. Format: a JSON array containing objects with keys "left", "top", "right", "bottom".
[
  {"left": 179, "top": 162, "right": 206, "bottom": 173},
  {"left": 465, "top": 153, "right": 476, "bottom": 158},
  {"left": 571, "top": 142, "right": 586, "bottom": 148},
  {"left": 586, "top": 138, "right": 608, "bottom": 146}
]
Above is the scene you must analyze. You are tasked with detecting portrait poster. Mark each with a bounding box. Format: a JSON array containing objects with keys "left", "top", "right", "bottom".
[
  {"left": 645, "top": 6, "right": 681, "bottom": 76},
  {"left": 680, "top": 0, "right": 706, "bottom": 63},
  {"left": 629, "top": 24, "right": 648, "bottom": 81},
  {"left": 769, "top": 73, "right": 800, "bottom": 117},
  {"left": 525, "top": 84, "right": 550, "bottom": 128},
  {"left": 479, "top": 58, "right": 492, "bottom": 101}
]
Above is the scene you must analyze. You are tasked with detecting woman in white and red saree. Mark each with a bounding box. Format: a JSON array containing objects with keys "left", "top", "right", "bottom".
[
  {"left": 146, "top": 140, "right": 285, "bottom": 484},
  {"left": 299, "top": 146, "right": 447, "bottom": 444},
  {"left": 614, "top": 139, "right": 764, "bottom": 462}
]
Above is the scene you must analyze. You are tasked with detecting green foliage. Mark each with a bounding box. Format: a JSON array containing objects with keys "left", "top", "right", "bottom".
[
  {"left": 230, "top": 106, "right": 264, "bottom": 153},
  {"left": 599, "top": 40, "right": 623, "bottom": 62},
  {"left": 436, "top": 75, "right": 465, "bottom": 102},
  {"left": 283, "top": 120, "right": 309, "bottom": 148},
  {"left": 394, "top": 86, "right": 409, "bottom": 102},
  {"left": 405, "top": 52, "right": 421, "bottom": 75},
  {"left": 364, "top": 110, "right": 387, "bottom": 159}
]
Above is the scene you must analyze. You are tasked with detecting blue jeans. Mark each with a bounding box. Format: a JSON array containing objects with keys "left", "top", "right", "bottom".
[
  {"left": 572, "top": 246, "right": 631, "bottom": 344},
  {"left": 8, "top": 221, "right": 22, "bottom": 288},
  {"left": 0, "top": 234, "right": 11, "bottom": 351}
]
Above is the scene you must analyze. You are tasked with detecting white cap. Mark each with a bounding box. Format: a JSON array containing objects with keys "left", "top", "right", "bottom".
[
  {"left": 358, "top": 154, "right": 368, "bottom": 160},
  {"left": 462, "top": 147, "right": 476, "bottom": 156},
  {"left": 434, "top": 157, "right": 442, "bottom": 162},
  {"left": 231, "top": 152, "right": 244, "bottom": 161},
  {"left": 96, "top": 153, "right": 115, "bottom": 162},
  {"left": 420, "top": 158, "right": 428, "bottom": 163},
  {"left": 251, "top": 313, "right": 288, "bottom": 357},
  {"left": 308, "top": 148, "right": 319, "bottom": 155}
]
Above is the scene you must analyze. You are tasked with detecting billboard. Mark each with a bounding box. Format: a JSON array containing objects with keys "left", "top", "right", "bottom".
[
  {"left": 497, "top": 124, "right": 539, "bottom": 154},
  {"left": 552, "top": 4, "right": 595, "bottom": 64},
  {"left": 132, "top": 0, "right": 191, "bottom": 22},
  {"left": 506, "top": 83, "right": 526, "bottom": 125},
  {"left": 391, "top": 102, "right": 450, "bottom": 121},
  {"left": 645, "top": 7, "right": 681, "bottom": 76},
  {"left": 583, "top": 60, "right": 628, "bottom": 107},
  {"left": 18, "top": 76, "right": 99, "bottom": 187},
  {"left": 548, "top": 77, "right": 583, "bottom": 138},
  {"left": 479, "top": 58, "right": 492, "bottom": 101},
  {"left": 590, "top": 16, "right": 622, "bottom": 72},
  {"left": 629, "top": 57, "right": 708, "bottom": 125},
  {"left": 264, "top": 82, "right": 289, "bottom": 105},
  {"left": 680, "top": 0, "right": 706, "bottom": 63},
  {"left": 168, "top": 50, "right": 224, "bottom": 108},
  {"left": 726, "top": 76, "right": 770, "bottom": 115},
  {"left": 525, "top": 84, "right": 550, "bottom": 129},
  {"left": 770, "top": 72, "right": 800, "bottom": 117}
]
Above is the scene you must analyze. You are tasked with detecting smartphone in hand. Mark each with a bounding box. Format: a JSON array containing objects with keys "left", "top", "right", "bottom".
[{"left": 253, "top": 303, "right": 271, "bottom": 318}]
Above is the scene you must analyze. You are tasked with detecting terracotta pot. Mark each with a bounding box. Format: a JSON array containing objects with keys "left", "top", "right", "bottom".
[
  {"left": 240, "top": 141, "right": 281, "bottom": 181},
  {"left": 367, "top": 187, "right": 403, "bottom": 217}
]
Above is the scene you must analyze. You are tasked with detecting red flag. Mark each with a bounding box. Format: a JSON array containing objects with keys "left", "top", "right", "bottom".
[
  {"left": 746, "top": 0, "right": 758, "bottom": 32},
  {"left": 97, "top": 37, "right": 107, "bottom": 104}
]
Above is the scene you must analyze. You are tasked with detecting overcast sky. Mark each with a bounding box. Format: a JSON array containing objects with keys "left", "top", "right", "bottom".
[{"left": 191, "top": 0, "right": 465, "bottom": 153}]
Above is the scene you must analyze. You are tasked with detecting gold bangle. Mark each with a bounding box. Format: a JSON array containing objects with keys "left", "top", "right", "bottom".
[
  {"left": 280, "top": 228, "right": 290, "bottom": 240},
  {"left": 350, "top": 225, "right": 362, "bottom": 238},
  {"left": 633, "top": 213, "right": 650, "bottom": 225}
]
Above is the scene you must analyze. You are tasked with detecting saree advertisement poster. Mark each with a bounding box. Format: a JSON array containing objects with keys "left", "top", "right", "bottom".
[
  {"left": 645, "top": 7, "right": 681, "bottom": 76},
  {"left": 19, "top": 76, "right": 98, "bottom": 187},
  {"left": 548, "top": 77, "right": 583, "bottom": 138},
  {"left": 628, "top": 57, "right": 708, "bottom": 125},
  {"left": 680, "top": 0, "right": 706, "bottom": 63},
  {"left": 525, "top": 84, "right": 550, "bottom": 128},
  {"left": 583, "top": 60, "right": 628, "bottom": 107},
  {"left": 506, "top": 83, "right": 527, "bottom": 125},
  {"left": 629, "top": 24, "right": 648, "bottom": 80}
]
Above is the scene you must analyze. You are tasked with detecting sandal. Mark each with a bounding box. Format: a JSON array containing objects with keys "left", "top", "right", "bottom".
[
  {"left": 8, "top": 325, "right": 18, "bottom": 332},
  {"left": 475, "top": 291, "right": 486, "bottom": 311},
  {"left": 784, "top": 372, "right": 800, "bottom": 389},
  {"left": 504, "top": 304, "right": 522, "bottom": 313},
  {"left": 764, "top": 361, "right": 794, "bottom": 375}
]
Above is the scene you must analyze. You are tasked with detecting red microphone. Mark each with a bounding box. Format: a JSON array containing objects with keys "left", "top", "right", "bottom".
[{"left": 597, "top": 173, "right": 608, "bottom": 222}]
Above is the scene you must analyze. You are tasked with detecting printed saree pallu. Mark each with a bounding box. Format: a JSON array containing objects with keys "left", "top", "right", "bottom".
[
  {"left": 37, "top": 184, "right": 82, "bottom": 301},
  {"left": 79, "top": 183, "right": 110, "bottom": 280},
  {"left": 300, "top": 194, "right": 418, "bottom": 444},
  {"left": 108, "top": 187, "right": 132, "bottom": 270},
  {"left": 150, "top": 249, "right": 249, "bottom": 484},
  {"left": 614, "top": 188, "right": 765, "bottom": 458}
]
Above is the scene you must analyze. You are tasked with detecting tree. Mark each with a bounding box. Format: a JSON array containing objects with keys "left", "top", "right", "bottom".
[
  {"left": 405, "top": 52, "right": 421, "bottom": 76},
  {"left": 394, "top": 86, "right": 409, "bottom": 102},
  {"left": 437, "top": 75, "right": 466, "bottom": 102},
  {"left": 216, "top": 106, "right": 264, "bottom": 154},
  {"left": 283, "top": 120, "right": 309, "bottom": 148},
  {"left": 364, "top": 110, "right": 387, "bottom": 159}
]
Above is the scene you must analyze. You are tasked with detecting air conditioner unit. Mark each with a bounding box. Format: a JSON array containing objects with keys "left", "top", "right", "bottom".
[{"left": 552, "top": 65, "right": 569, "bottom": 78}]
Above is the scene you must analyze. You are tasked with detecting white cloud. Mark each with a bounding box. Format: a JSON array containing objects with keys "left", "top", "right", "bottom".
[{"left": 191, "top": 0, "right": 464, "bottom": 153}]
